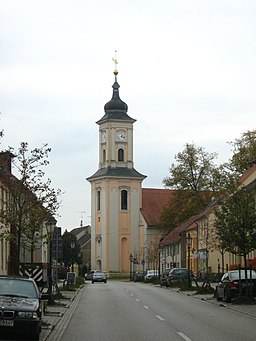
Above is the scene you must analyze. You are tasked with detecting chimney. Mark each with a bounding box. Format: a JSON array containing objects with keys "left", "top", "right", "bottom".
[{"left": 0, "top": 151, "right": 15, "bottom": 175}]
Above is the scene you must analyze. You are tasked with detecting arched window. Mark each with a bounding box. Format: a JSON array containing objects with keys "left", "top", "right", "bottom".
[
  {"left": 97, "top": 190, "right": 101, "bottom": 211},
  {"left": 118, "top": 148, "right": 124, "bottom": 161},
  {"left": 103, "top": 149, "right": 106, "bottom": 162},
  {"left": 121, "top": 189, "right": 128, "bottom": 210}
]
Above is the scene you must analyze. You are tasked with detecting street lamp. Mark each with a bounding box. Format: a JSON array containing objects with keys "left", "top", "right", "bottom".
[
  {"left": 158, "top": 244, "right": 163, "bottom": 280},
  {"left": 71, "top": 241, "right": 75, "bottom": 273},
  {"left": 46, "top": 217, "right": 57, "bottom": 304},
  {"left": 186, "top": 233, "right": 192, "bottom": 288},
  {"left": 129, "top": 254, "right": 133, "bottom": 281}
]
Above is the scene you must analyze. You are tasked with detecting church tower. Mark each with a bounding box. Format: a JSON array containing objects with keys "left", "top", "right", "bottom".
[{"left": 87, "top": 63, "right": 146, "bottom": 276}]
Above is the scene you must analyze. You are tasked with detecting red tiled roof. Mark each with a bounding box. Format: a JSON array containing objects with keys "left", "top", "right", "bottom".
[
  {"left": 141, "top": 188, "right": 177, "bottom": 227},
  {"left": 238, "top": 164, "right": 256, "bottom": 184},
  {"left": 161, "top": 215, "right": 199, "bottom": 245}
]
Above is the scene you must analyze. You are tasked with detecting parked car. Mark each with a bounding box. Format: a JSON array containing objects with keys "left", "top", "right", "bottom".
[
  {"left": 85, "top": 270, "right": 96, "bottom": 280},
  {"left": 0, "top": 275, "right": 49, "bottom": 340},
  {"left": 92, "top": 271, "right": 107, "bottom": 284},
  {"left": 216, "top": 270, "right": 256, "bottom": 302},
  {"left": 144, "top": 270, "right": 159, "bottom": 282},
  {"left": 133, "top": 271, "right": 146, "bottom": 282},
  {"left": 160, "top": 268, "right": 172, "bottom": 287},
  {"left": 167, "top": 268, "right": 188, "bottom": 286}
]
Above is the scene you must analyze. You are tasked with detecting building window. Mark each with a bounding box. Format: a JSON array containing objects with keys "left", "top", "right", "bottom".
[
  {"left": 103, "top": 149, "right": 106, "bottom": 162},
  {"left": 121, "top": 189, "right": 128, "bottom": 210},
  {"left": 118, "top": 148, "right": 124, "bottom": 161},
  {"left": 97, "top": 190, "right": 101, "bottom": 211}
]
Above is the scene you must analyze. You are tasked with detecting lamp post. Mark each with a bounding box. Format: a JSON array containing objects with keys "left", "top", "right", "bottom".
[
  {"left": 158, "top": 244, "right": 163, "bottom": 280},
  {"left": 186, "top": 233, "right": 192, "bottom": 288},
  {"left": 46, "top": 217, "right": 57, "bottom": 304},
  {"left": 71, "top": 241, "right": 75, "bottom": 273},
  {"left": 129, "top": 254, "right": 133, "bottom": 281}
]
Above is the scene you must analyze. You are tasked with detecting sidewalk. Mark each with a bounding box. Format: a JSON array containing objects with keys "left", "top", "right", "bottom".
[
  {"left": 41, "top": 284, "right": 84, "bottom": 341},
  {"left": 168, "top": 284, "right": 256, "bottom": 318}
]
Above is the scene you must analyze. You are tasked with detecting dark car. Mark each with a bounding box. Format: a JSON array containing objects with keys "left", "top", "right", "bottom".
[
  {"left": 216, "top": 270, "right": 256, "bottom": 302},
  {"left": 133, "top": 271, "right": 146, "bottom": 282},
  {"left": 85, "top": 270, "right": 96, "bottom": 281},
  {"left": 92, "top": 271, "right": 107, "bottom": 284},
  {"left": 167, "top": 268, "right": 188, "bottom": 286},
  {"left": 160, "top": 268, "right": 172, "bottom": 287},
  {"left": 0, "top": 275, "right": 49, "bottom": 340}
]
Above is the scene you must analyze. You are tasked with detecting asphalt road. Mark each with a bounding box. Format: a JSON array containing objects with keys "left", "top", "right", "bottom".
[{"left": 56, "top": 281, "right": 256, "bottom": 341}]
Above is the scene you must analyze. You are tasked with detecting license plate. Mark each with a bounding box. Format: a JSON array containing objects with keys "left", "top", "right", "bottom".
[{"left": 0, "top": 320, "right": 14, "bottom": 327}]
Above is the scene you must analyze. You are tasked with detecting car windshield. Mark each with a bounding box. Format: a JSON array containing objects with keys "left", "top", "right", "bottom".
[
  {"left": 94, "top": 272, "right": 104, "bottom": 277},
  {"left": 0, "top": 278, "right": 38, "bottom": 299},
  {"left": 230, "top": 270, "right": 256, "bottom": 280}
]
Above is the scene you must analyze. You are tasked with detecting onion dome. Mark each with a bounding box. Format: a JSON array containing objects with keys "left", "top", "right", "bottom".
[{"left": 97, "top": 68, "right": 135, "bottom": 124}]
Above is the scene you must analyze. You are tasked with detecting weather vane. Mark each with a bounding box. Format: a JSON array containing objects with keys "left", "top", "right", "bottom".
[{"left": 112, "top": 50, "right": 118, "bottom": 76}]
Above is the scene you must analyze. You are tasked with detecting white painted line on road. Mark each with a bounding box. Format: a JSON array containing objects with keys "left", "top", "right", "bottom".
[
  {"left": 156, "top": 314, "right": 165, "bottom": 321},
  {"left": 177, "top": 331, "right": 192, "bottom": 341},
  {"left": 135, "top": 298, "right": 140, "bottom": 302},
  {"left": 130, "top": 293, "right": 134, "bottom": 296},
  {"left": 144, "top": 305, "right": 149, "bottom": 309}
]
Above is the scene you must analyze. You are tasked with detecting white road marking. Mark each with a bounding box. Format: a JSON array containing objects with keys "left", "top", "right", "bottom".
[
  {"left": 144, "top": 305, "right": 149, "bottom": 309},
  {"left": 135, "top": 298, "right": 140, "bottom": 302},
  {"left": 130, "top": 293, "right": 134, "bottom": 296},
  {"left": 156, "top": 314, "right": 165, "bottom": 321},
  {"left": 177, "top": 331, "right": 192, "bottom": 341}
]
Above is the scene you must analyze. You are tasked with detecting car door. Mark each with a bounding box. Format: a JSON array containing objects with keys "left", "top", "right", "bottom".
[{"left": 218, "top": 273, "right": 228, "bottom": 298}]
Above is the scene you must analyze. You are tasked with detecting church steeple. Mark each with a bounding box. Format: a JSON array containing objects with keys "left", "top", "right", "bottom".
[{"left": 97, "top": 57, "right": 135, "bottom": 124}]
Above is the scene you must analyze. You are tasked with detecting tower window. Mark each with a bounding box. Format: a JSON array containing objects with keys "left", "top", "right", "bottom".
[
  {"left": 118, "top": 148, "right": 124, "bottom": 161},
  {"left": 121, "top": 190, "right": 128, "bottom": 210},
  {"left": 97, "top": 190, "right": 101, "bottom": 211},
  {"left": 103, "top": 149, "right": 106, "bottom": 162}
]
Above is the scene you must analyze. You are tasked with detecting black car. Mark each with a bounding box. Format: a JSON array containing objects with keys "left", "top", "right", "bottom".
[
  {"left": 133, "top": 271, "right": 146, "bottom": 282},
  {"left": 0, "top": 275, "right": 49, "bottom": 340},
  {"left": 92, "top": 272, "right": 107, "bottom": 284},
  {"left": 167, "top": 268, "right": 188, "bottom": 286},
  {"left": 216, "top": 270, "right": 256, "bottom": 302}
]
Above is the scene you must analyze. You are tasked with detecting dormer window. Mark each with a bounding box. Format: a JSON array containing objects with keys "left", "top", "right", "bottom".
[{"left": 118, "top": 148, "right": 124, "bottom": 162}]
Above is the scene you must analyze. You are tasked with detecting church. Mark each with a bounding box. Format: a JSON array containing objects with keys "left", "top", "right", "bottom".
[{"left": 87, "top": 64, "right": 174, "bottom": 277}]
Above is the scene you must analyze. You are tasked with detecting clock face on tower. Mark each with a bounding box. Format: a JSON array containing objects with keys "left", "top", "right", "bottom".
[{"left": 117, "top": 131, "right": 125, "bottom": 141}]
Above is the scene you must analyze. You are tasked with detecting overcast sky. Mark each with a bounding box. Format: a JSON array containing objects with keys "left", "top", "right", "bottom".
[{"left": 1, "top": 0, "right": 255, "bottom": 231}]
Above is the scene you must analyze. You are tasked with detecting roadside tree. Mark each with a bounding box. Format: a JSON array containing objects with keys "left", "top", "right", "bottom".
[
  {"left": 214, "top": 187, "right": 256, "bottom": 297},
  {"left": 0, "top": 142, "right": 61, "bottom": 274}
]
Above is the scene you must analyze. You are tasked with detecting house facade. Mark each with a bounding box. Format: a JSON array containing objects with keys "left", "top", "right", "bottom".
[{"left": 160, "top": 164, "right": 256, "bottom": 276}]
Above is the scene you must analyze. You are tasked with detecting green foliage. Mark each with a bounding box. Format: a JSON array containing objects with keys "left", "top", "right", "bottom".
[
  {"left": 215, "top": 187, "right": 256, "bottom": 258},
  {"left": 62, "top": 230, "right": 82, "bottom": 267},
  {"left": 0, "top": 142, "right": 61, "bottom": 273},
  {"left": 228, "top": 129, "right": 256, "bottom": 175},
  {"left": 159, "top": 190, "right": 212, "bottom": 231},
  {"left": 163, "top": 143, "right": 219, "bottom": 191}
]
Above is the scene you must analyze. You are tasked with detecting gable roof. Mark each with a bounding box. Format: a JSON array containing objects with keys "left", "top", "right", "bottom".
[
  {"left": 238, "top": 164, "right": 256, "bottom": 186},
  {"left": 161, "top": 215, "right": 199, "bottom": 245},
  {"left": 141, "top": 188, "right": 177, "bottom": 227}
]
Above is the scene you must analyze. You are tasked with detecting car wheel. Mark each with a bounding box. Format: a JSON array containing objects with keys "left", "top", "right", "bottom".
[
  {"left": 92, "top": 281, "right": 94, "bottom": 284},
  {"left": 224, "top": 289, "right": 231, "bottom": 303},
  {"left": 216, "top": 290, "right": 222, "bottom": 301},
  {"left": 104, "top": 280, "right": 107, "bottom": 283}
]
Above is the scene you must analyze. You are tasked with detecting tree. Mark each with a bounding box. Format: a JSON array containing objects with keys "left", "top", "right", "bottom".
[
  {"left": 62, "top": 230, "right": 81, "bottom": 269},
  {"left": 0, "top": 142, "right": 61, "bottom": 274},
  {"left": 163, "top": 143, "right": 219, "bottom": 191},
  {"left": 228, "top": 129, "right": 256, "bottom": 175},
  {"left": 161, "top": 143, "right": 220, "bottom": 231},
  {"left": 214, "top": 187, "right": 256, "bottom": 296}
]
